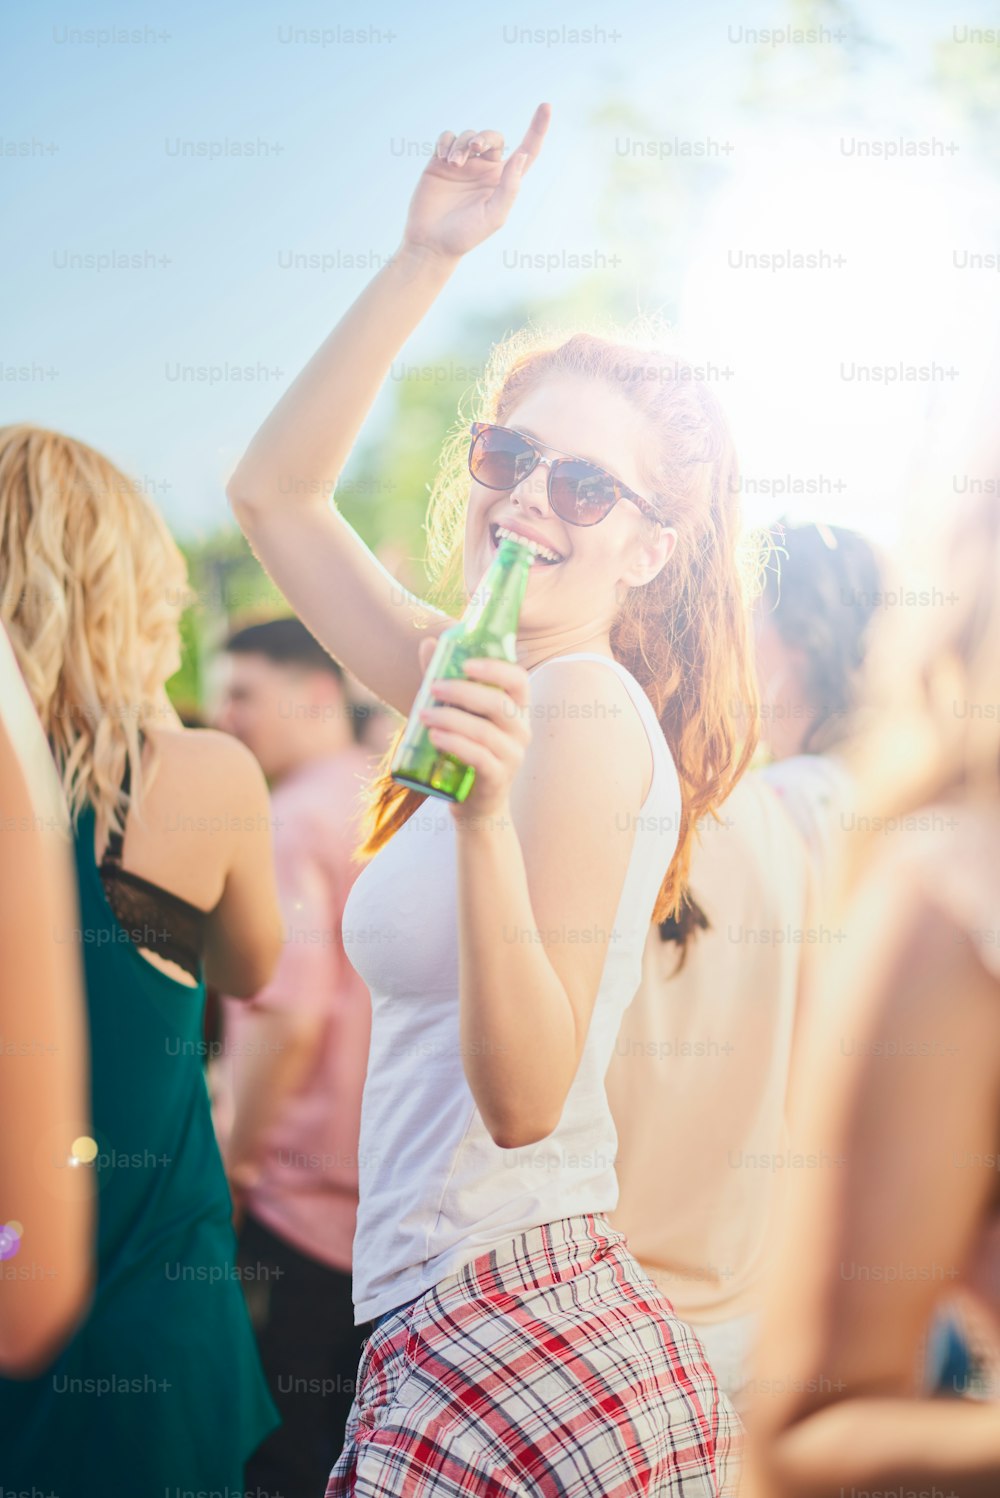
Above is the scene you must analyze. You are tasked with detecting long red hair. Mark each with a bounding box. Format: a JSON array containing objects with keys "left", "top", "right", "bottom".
[{"left": 354, "top": 323, "right": 765, "bottom": 937}]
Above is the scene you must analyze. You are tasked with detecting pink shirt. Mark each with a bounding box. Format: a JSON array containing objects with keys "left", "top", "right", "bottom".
[{"left": 215, "top": 748, "right": 374, "bottom": 1273}]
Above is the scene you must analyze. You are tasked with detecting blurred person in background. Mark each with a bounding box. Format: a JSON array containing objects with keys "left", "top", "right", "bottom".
[
  {"left": 0, "top": 619, "right": 93, "bottom": 1376},
  {"left": 212, "top": 616, "right": 375, "bottom": 1497},
  {"left": 0, "top": 426, "right": 284, "bottom": 1498},
  {"left": 607, "top": 521, "right": 881, "bottom": 1402},
  {"left": 344, "top": 667, "right": 400, "bottom": 757},
  {"left": 742, "top": 443, "right": 1000, "bottom": 1493},
  {"left": 757, "top": 520, "right": 978, "bottom": 1396},
  {"left": 754, "top": 520, "right": 883, "bottom": 874}
]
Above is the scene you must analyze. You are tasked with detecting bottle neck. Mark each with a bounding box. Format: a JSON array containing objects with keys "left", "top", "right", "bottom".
[{"left": 461, "top": 540, "right": 532, "bottom": 640}]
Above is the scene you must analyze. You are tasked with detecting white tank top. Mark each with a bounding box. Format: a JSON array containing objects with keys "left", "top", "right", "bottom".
[{"left": 344, "top": 652, "right": 682, "bottom": 1323}]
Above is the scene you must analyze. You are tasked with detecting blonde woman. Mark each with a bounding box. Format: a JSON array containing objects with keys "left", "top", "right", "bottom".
[
  {"left": 743, "top": 453, "right": 1000, "bottom": 1490},
  {"left": 229, "top": 106, "right": 756, "bottom": 1495},
  {"left": 0, "top": 427, "right": 285, "bottom": 1497}
]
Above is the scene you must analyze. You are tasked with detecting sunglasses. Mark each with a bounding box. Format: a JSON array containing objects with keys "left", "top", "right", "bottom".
[{"left": 468, "top": 422, "right": 668, "bottom": 529}]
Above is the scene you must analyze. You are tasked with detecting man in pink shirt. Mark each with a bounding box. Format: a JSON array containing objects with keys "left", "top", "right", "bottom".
[{"left": 211, "top": 617, "right": 376, "bottom": 1498}]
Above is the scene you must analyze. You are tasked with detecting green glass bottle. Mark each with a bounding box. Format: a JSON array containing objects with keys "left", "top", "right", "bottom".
[{"left": 391, "top": 536, "right": 534, "bottom": 802}]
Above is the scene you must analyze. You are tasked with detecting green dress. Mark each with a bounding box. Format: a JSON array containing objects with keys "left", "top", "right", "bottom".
[{"left": 0, "top": 800, "right": 280, "bottom": 1495}]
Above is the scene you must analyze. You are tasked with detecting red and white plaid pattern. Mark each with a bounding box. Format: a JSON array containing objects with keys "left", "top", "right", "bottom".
[{"left": 326, "top": 1213, "right": 741, "bottom": 1496}]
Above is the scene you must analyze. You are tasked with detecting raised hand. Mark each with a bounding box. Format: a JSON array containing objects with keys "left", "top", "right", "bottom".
[{"left": 401, "top": 103, "right": 552, "bottom": 261}]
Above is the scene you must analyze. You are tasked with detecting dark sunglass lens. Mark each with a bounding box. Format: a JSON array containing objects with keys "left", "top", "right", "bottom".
[
  {"left": 549, "top": 461, "right": 617, "bottom": 525},
  {"left": 471, "top": 428, "right": 535, "bottom": 490}
]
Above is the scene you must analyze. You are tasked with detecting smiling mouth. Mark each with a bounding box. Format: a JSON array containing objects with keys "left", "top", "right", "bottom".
[{"left": 489, "top": 522, "right": 565, "bottom": 566}]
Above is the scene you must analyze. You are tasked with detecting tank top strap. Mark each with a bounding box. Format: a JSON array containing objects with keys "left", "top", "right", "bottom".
[{"left": 526, "top": 652, "right": 674, "bottom": 814}]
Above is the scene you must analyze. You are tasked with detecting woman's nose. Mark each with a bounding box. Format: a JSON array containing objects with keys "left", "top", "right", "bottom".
[{"left": 511, "top": 459, "right": 552, "bottom": 514}]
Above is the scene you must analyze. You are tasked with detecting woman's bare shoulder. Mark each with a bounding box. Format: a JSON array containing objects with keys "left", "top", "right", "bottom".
[
  {"left": 143, "top": 725, "right": 269, "bottom": 808},
  {"left": 526, "top": 655, "right": 653, "bottom": 799}
]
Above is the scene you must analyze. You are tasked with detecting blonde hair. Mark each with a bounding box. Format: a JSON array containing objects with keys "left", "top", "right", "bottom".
[
  {"left": 0, "top": 424, "right": 192, "bottom": 845},
  {"left": 357, "top": 320, "right": 769, "bottom": 937}
]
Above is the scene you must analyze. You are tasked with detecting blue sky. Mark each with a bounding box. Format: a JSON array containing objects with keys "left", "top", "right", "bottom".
[{"left": 3, "top": 0, "right": 998, "bottom": 544}]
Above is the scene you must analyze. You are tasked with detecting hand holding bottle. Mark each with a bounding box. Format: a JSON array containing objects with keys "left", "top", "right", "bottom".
[
  {"left": 415, "top": 635, "right": 532, "bottom": 822},
  {"left": 400, "top": 103, "right": 552, "bottom": 262}
]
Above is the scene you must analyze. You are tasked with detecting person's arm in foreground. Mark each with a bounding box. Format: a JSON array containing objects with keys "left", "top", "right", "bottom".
[
  {"left": 0, "top": 673, "right": 93, "bottom": 1376},
  {"left": 741, "top": 852, "right": 1000, "bottom": 1497}
]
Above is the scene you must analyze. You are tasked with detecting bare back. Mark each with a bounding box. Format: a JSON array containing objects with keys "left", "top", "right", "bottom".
[{"left": 92, "top": 726, "right": 283, "bottom": 995}]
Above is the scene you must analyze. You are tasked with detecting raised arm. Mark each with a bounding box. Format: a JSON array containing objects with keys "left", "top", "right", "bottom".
[{"left": 227, "top": 105, "right": 552, "bottom": 717}]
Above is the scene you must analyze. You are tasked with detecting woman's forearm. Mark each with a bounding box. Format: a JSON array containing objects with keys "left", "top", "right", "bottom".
[
  {"left": 227, "top": 242, "right": 458, "bottom": 511},
  {"left": 750, "top": 1396, "right": 1000, "bottom": 1498},
  {"left": 453, "top": 814, "right": 579, "bottom": 1149}
]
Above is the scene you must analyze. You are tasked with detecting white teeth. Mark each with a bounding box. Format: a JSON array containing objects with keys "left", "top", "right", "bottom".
[{"left": 494, "top": 524, "right": 563, "bottom": 563}]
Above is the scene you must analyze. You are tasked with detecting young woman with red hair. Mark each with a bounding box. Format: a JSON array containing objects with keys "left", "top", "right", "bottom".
[{"left": 229, "top": 104, "right": 757, "bottom": 1496}]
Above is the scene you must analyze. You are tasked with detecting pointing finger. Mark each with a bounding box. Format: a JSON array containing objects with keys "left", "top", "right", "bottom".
[{"left": 510, "top": 102, "right": 552, "bottom": 174}]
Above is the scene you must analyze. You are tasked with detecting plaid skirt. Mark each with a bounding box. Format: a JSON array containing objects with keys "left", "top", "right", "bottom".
[{"left": 326, "top": 1213, "right": 741, "bottom": 1496}]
